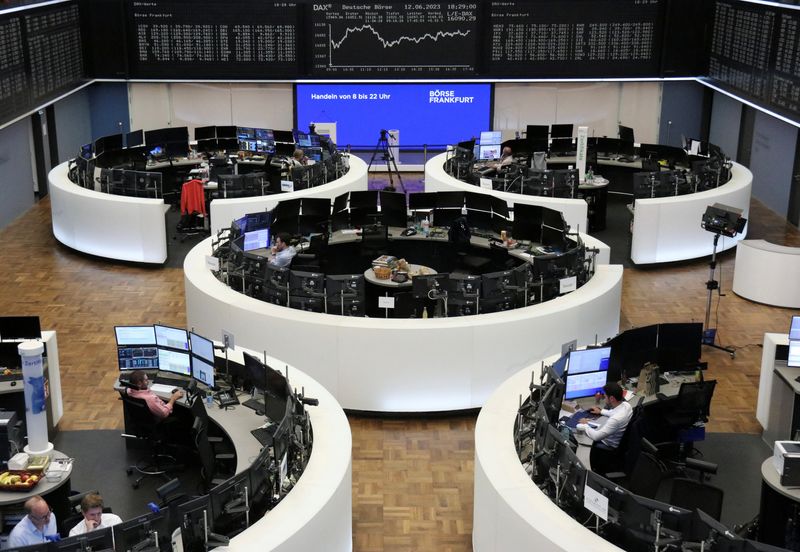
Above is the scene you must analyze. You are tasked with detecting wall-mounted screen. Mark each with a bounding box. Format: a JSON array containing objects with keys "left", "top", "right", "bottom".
[{"left": 295, "top": 83, "right": 491, "bottom": 148}]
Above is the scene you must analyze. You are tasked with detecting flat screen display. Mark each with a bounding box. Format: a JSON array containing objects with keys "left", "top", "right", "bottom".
[
  {"left": 568, "top": 347, "right": 611, "bottom": 375},
  {"left": 480, "top": 131, "right": 502, "bottom": 145},
  {"left": 115, "top": 325, "right": 156, "bottom": 346},
  {"left": 191, "top": 356, "right": 215, "bottom": 388},
  {"left": 295, "top": 83, "right": 491, "bottom": 149},
  {"left": 0, "top": 316, "right": 42, "bottom": 340},
  {"left": 189, "top": 332, "right": 215, "bottom": 364},
  {"left": 789, "top": 341, "right": 800, "bottom": 368},
  {"left": 157, "top": 349, "right": 191, "bottom": 377},
  {"left": 154, "top": 324, "right": 189, "bottom": 351},
  {"left": 565, "top": 370, "right": 608, "bottom": 400},
  {"left": 551, "top": 353, "right": 569, "bottom": 379},
  {"left": 117, "top": 345, "right": 159, "bottom": 371},
  {"left": 790, "top": 315, "right": 800, "bottom": 341},
  {"left": 243, "top": 229, "right": 270, "bottom": 252},
  {"left": 479, "top": 145, "right": 501, "bottom": 160}
]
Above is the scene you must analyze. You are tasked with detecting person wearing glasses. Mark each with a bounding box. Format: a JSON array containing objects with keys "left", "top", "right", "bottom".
[
  {"left": 68, "top": 493, "right": 122, "bottom": 536},
  {"left": 8, "top": 495, "right": 58, "bottom": 547}
]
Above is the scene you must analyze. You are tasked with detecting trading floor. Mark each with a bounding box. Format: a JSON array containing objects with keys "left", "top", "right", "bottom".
[{"left": 1, "top": 174, "right": 798, "bottom": 551}]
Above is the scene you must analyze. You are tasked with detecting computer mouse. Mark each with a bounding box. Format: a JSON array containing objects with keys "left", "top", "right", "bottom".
[
  {"left": 402, "top": 228, "right": 417, "bottom": 236},
  {"left": 171, "top": 388, "right": 180, "bottom": 394}
]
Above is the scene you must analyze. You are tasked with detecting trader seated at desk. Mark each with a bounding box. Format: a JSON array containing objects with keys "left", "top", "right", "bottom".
[
  {"left": 269, "top": 232, "right": 297, "bottom": 268},
  {"left": 8, "top": 495, "right": 58, "bottom": 547},
  {"left": 68, "top": 493, "right": 122, "bottom": 536},
  {"left": 288, "top": 149, "right": 314, "bottom": 167},
  {"left": 479, "top": 146, "right": 514, "bottom": 176},
  {"left": 576, "top": 382, "right": 633, "bottom": 476},
  {"left": 127, "top": 370, "right": 184, "bottom": 420}
]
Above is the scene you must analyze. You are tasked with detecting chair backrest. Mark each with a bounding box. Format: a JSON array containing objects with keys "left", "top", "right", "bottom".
[
  {"left": 627, "top": 452, "right": 668, "bottom": 499},
  {"left": 118, "top": 389, "right": 157, "bottom": 438},
  {"left": 531, "top": 151, "right": 547, "bottom": 170},
  {"left": 669, "top": 477, "right": 724, "bottom": 521},
  {"left": 675, "top": 380, "right": 717, "bottom": 421}
]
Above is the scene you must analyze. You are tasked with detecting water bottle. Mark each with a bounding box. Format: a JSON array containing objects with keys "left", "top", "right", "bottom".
[
  {"left": 206, "top": 391, "right": 213, "bottom": 406},
  {"left": 421, "top": 216, "right": 430, "bottom": 237}
]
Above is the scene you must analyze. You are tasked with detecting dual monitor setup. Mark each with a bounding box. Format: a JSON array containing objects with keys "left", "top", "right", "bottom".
[{"left": 115, "top": 324, "right": 216, "bottom": 389}]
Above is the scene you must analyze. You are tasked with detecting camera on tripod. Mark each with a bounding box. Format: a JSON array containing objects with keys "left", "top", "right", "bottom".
[{"left": 701, "top": 203, "right": 747, "bottom": 238}]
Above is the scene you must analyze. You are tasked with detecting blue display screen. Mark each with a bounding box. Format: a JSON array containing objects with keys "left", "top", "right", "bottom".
[{"left": 295, "top": 83, "right": 492, "bottom": 149}]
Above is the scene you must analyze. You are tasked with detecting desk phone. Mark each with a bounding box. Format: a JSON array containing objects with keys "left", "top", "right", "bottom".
[{"left": 216, "top": 389, "right": 240, "bottom": 408}]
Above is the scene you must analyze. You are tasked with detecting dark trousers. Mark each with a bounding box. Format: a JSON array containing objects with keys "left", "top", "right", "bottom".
[{"left": 590, "top": 441, "right": 624, "bottom": 476}]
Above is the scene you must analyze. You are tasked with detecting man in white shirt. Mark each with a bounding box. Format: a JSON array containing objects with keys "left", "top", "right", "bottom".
[
  {"left": 576, "top": 382, "right": 633, "bottom": 476},
  {"left": 269, "top": 232, "right": 296, "bottom": 268},
  {"left": 68, "top": 493, "right": 122, "bottom": 536}
]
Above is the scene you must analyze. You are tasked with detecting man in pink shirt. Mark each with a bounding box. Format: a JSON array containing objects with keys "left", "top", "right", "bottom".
[{"left": 127, "top": 370, "right": 184, "bottom": 419}]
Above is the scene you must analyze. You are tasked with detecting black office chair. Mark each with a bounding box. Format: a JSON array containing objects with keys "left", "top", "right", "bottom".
[
  {"left": 662, "top": 380, "right": 717, "bottom": 456},
  {"left": 669, "top": 477, "right": 725, "bottom": 521},
  {"left": 118, "top": 390, "right": 183, "bottom": 489},
  {"left": 191, "top": 404, "right": 235, "bottom": 493},
  {"left": 361, "top": 223, "right": 389, "bottom": 259}
]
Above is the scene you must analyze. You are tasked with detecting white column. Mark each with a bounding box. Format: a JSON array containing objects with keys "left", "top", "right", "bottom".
[{"left": 18, "top": 340, "right": 53, "bottom": 456}]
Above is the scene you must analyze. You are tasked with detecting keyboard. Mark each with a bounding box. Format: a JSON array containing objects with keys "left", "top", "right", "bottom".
[
  {"left": 153, "top": 375, "right": 189, "bottom": 387},
  {"left": 242, "top": 397, "right": 266, "bottom": 413},
  {"left": 251, "top": 425, "right": 275, "bottom": 447},
  {"left": 561, "top": 409, "right": 598, "bottom": 429},
  {"left": 150, "top": 383, "right": 178, "bottom": 395}
]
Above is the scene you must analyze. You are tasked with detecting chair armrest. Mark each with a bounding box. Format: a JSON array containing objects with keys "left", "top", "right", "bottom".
[
  {"left": 685, "top": 457, "right": 718, "bottom": 474},
  {"left": 605, "top": 471, "right": 626, "bottom": 481},
  {"left": 215, "top": 453, "right": 235, "bottom": 461}
]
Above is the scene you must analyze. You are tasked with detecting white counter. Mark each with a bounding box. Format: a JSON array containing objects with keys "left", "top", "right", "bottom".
[
  {"left": 184, "top": 238, "right": 622, "bottom": 413},
  {"left": 49, "top": 162, "right": 169, "bottom": 264},
  {"left": 630, "top": 162, "right": 752, "bottom": 264},
  {"left": 733, "top": 240, "right": 800, "bottom": 308},
  {"left": 473, "top": 356, "right": 623, "bottom": 551},
  {"left": 209, "top": 156, "right": 369, "bottom": 234},
  {"left": 425, "top": 153, "right": 590, "bottom": 235}
]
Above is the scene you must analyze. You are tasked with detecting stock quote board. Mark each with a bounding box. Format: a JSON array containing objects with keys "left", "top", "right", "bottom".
[
  {"left": 308, "top": 2, "right": 480, "bottom": 77},
  {"left": 0, "top": 1, "right": 84, "bottom": 126},
  {"left": 708, "top": 0, "right": 800, "bottom": 122},
  {"left": 126, "top": 1, "right": 301, "bottom": 79},
  {"left": 486, "top": 0, "right": 664, "bottom": 78}
]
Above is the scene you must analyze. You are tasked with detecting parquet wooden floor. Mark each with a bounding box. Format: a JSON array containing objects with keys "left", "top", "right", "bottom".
[{"left": 0, "top": 183, "right": 797, "bottom": 551}]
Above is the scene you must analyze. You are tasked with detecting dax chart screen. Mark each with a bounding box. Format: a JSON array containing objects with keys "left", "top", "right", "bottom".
[{"left": 309, "top": 2, "right": 479, "bottom": 77}]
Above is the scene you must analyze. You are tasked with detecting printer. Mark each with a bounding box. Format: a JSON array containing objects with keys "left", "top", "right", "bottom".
[{"left": 773, "top": 441, "right": 800, "bottom": 487}]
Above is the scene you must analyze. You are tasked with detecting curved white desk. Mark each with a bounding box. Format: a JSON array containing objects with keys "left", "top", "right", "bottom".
[
  {"left": 209, "top": 156, "right": 369, "bottom": 234},
  {"left": 166, "top": 346, "right": 352, "bottom": 552},
  {"left": 473, "top": 356, "right": 623, "bottom": 551},
  {"left": 49, "top": 162, "right": 170, "bottom": 264},
  {"left": 630, "top": 162, "right": 752, "bottom": 264},
  {"left": 184, "top": 238, "right": 623, "bottom": 413},
  {"left": 733, "top": 240, "right": 800, "bottom": 308},
  {"left": 425, "top": 153, "right": 590, "bottom": 236}
]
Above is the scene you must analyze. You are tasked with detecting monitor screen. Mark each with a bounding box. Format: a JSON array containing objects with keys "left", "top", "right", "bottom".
[
  {"left": 618, "top": 125, "right": 635, "bottom": 143},
  {"left": 0, "top": 316, "right": 42, "bottom": 340},
  {"left": 550, "top": 124, "right": 573, "bottom": 139},
  {"left": 191, "top": 356, "right": 215, "bottom": 388},
  {"left": 551, "top": 353, "right": 569, "bottom": 379},
  {"left": 189, "top": 332, "right": 215, "bottom": 363},
  {"left": 243, "top": 229, "right": 270, "bottom": 252},
  {"left": 158, "top": 349, "right": 191, "bottom": 377},
  {"left": 52, "top": 525, "right": 114, "bottom": 552},
  {"left": 112, "top": 509, "right": 170, "bottom": 552},
  {"left": 295, "top": 131, "right": 312, "bottom": 147},
  {"left": 126, "top": 129, "right": 144, "bottom": 147},
  {"left": 564, "top": 370, "right": 608, "bottom": 400},
  {"left": 479, "top": 144, "right": 501, "bottom": 160},
  {"left": 568, "top": 347, "right": 611, "bottom": 375},
  {"left": 480, "top": 130, "right": 502, "bottom": 145},
  {"left": 115, "top": 325, "right": 156, "bottom": 346},
  {"left": 154, "top": 324, "right": 189, "bottom": 351},
  {"left": 789, "top": 341, "right": 800, "bottom": 368},
  {"left": 118, "top": 345, "right": 159, "bottom": 371},
  {"left": 790, "top": 315, "right": 800, "bottom": 341}
]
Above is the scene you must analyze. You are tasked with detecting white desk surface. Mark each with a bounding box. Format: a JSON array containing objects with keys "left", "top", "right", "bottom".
[{"left": 0, "top": 451, "right": 72, "bottom": 507}]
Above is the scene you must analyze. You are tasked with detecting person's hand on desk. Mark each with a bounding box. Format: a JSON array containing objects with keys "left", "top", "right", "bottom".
[
  {"left": 169, "top": 389, "right": 184, "bottom": 404},
  {"left": 588, "top": 406, "right": 602, "bottom": 416}
]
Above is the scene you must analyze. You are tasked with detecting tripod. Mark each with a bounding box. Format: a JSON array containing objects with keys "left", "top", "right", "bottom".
[
  {"left": 702, "top": 233, "right": 735, "bottom": 357},
  {"left": 367, "top": 129, "right": 404, "bottom": 193}
]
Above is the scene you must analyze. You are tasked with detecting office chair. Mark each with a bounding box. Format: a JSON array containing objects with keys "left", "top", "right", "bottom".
[
  {"left": 191, "top": 409, "right": 234, "bottom": 493},
  {"left": 118, "top": 390, "right": 183, "bottom": 489},
  {"left": 662, "top": 380, "right": 717, "bottom": 455},
  {"left": 669, "top": 477, "right": 725, "bottom": 521},
  {"left": 361, "top": 223, "right": 389, "bottom": 259}
]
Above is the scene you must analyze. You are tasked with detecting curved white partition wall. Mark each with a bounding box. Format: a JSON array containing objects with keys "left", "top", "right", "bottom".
[
  {"left": 48, "top": 156, "right": 368, "bottom": 264},
  {"left": 184, "top": 238, "right": 623, "bottom": 412},
  {"left": 630, "top": 162, "right": 752, "bottom": 264},
  {"left": 473, "top": 356, "right": 623, "bottom": 551},
  {"left": 733, "top": 240, "right": 800, "bottom": 308},
  {"left": 425, "top": 152, "right": 590, "bottom": 234},
  {"left": 210, "top": 155, "right": 368, "bottom": 234},
  {"left": 217, "top": 346, "right": 352, "bottom": 552},
  {"left": 49, "top": 162, "right": 170, "bottom": 264}
]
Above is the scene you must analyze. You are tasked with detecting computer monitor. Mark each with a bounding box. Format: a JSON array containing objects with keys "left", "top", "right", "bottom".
[
  {"left": 448, "top": 274, "right": 481, "bottom": 296},
  {"left": 289, "top": 271, "right": 325, "bottom": 297},
  {"left": 412, "top": 274, "right": 449, "bottom": 300},
  {"left": 557, "top": 439, "right": 586, "bottom": 507},
  {"left": 0, "top": 342, "right": 22, "bottom": 370},
  {"left": 126, "top": 129, "right": 144, "bottom": 148},
  {"left": 567, "top": 347, "right": 611, "bottom": 375},
  {"left": 584, "top": 470, "right": 629, "bottom": 523},
  {"left": 479, "top": 130, "right": 502, "bottom": 145},
  {"left": 195, "top": 126, "right": 216, "bottom": 140},
  {"left": 191, "top": 356, "right": 215, "bottom": 388},
  {"left": 272, "top": 129, "right": 294, "bottom": 143},
  {"left": 51, "top": 525, "right": 114, "bottom": 552},
  {"left": 112, "top": 508, "right": 171, "bottom": 552},
  {"left": 408, "top": 192, "right": 438, "bottom": 211},
  {"left": 178, "top": 494, "right": 227, "bottom": 552},
  {"left": 550, "top": 124, "right": 573, "bottom": 139},
  {"left": 656, "top": 322, "right": 703, "bottom": 371},
  {"left": 789, "top": 341, "right": 800, "bottom": 368},
  {"left": 551, "top": 353, "right": 569, "bottom": 379},
  {"left": 243, "top": 229, "right": 270, "bottom": 252},
  {"left": 3, "top": 543, "right": 50, "bottom": 552},
  {"left": 618, "top": 125, "right": 635, "bottom": 143},
  {"left": 189, "top": 332, "right": 215, "bottom": 364},
  {"left": 248, "top": 444, "right": 273, "bottom": 515},
  {"left": 481, "top": 270, "right": 514, "bottom": 299},
  {"left": 325, "top": 274, "right": 365, "bottom": 298},
  {"left": 209, "top": 470, "right": 250, "bottom": 536},
  {"left": 436, "top": 192, "right": 466, "bottom": 209},
  {"left": 0, "top": 316, "right": 41, "bottom": 340},
  {"left": 564, "top": 369, "right": 608, "bottom": 400},
  {"left": 245, "top": 211, "right": 270, "bottom": 231},
  {"left": 115, "top": 325, "right": 156, "bottom": 346},
  {"left": 117, "top": 345, "right": 159, "bottom": 371},
  {"left": 479, "top": 145, "right": 501, "bottom": 160},
  {"left": 790, "top": 315, "right": 800, "bottom": 341},
  {"left": 617, "top": 493, "right": 692, "bottom": 551},
  {"left": 349, "top": 191, "right": 379, "bottom": 210},
  {"left": 157, "top": 349, "right": 191, "bottom": 377},
  {"left": 512, "top": 203, "right": 543, "bottom": 242},
  {"left": 295, "top": 131, "right": 312, "bottom": 148},
  {"left": 154, "top": 324, "right": 189, "bottom": 351}
]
